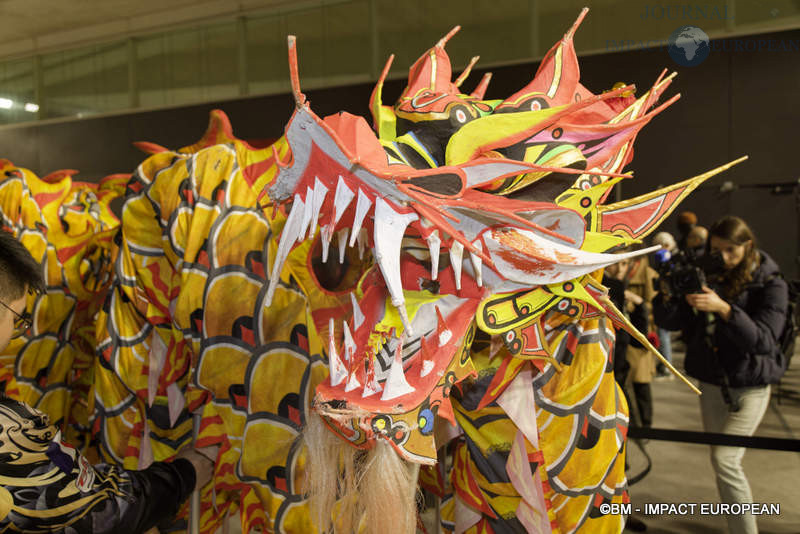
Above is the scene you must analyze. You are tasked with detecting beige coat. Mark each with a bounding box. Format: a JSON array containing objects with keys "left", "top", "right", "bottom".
[{"left": 624, "top": 257, "right": 658, "bottom": 383}]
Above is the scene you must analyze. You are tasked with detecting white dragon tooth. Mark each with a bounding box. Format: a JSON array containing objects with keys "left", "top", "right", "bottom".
[
  {"left": 469, "top": 241, "right": 483, "bottom": 287},
  {"left": 420, "top": 359, "right": 435, "bottom": 378},
  {"left": 362, "top": 355, "right": 383, "bottom": 398},
  {"left": 298, "top": 185, "right": 314, "bottom": 241},
  {"left": 344, "top": 371, "right": 362, "bottom": 392},
  {"left": 450, "top": 240, "right": 464, "bottom": 291},
  {"left": 426, "top": 230, "right": 441, "bottom": 280},
  {"left": 337, "top": 228, "right": 349, "bottom": 264},
  {"left": 374, "top": 198, "right": 418, "bottom": 337},
  {"left": 321, "top": 224, "right": 333, "bottom": 263},
  {"left": 328, "top": 318, "right": 347, "bottom": 387},
  {"left": 343, "top": 320, "right": 356, "bottom": 362},
  {"left": 381, "top": 338, "right": 416, "bottom": 401},
  {"left": 333, "top": 175, "right": 355, "bottom": 227},
  {"left": 349, "top": 188, "right": 372, "bottom": 247},
  {"left": 357, "top": 228, "right": 367, "bottom": 259},
  {"left": 309, "top": 177, "right": 329, "bottom": 239},
  {"left": 350, "top": 292, "right": 365, "bottom": 329},
  {"left": 265, "top": 193, "right": 304, "bottom": 306}
]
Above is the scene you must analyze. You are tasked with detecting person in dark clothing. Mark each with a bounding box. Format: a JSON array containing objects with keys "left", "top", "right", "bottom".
[
  {"left": 675, "top": 210, "right": 697, "bottom": 253},
  {"left": 604, "top": 261, "right": 631, "bottom": 387},
  {"left": 653, "top": 216, "right": 788, "bottom": 534},
  {"left": 0, "top": 229, "right": 214, "bottom": 533},
  {"left": 685, "top": 225, "right": 708, "bottom": 258},
  {"left": 0, "top": 396, "right": 200, "bottom": 534},
  {"left": 604, "top": 258, "right": 652, "bottom": 426}
]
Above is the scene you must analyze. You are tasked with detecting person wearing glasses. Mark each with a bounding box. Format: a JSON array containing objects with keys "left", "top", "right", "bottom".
[{"left": 0, "top": 229, "right": 215, "bottom": 533}]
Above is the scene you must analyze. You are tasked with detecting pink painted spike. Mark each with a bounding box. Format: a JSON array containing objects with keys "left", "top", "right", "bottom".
[
  {"left": 419, "top": 334, "right": 435, "bottom": 378},
  {"left": 434, "top": 306, "right": 453, "bottom": 347},
  {"left": 470, "top": 72, "right": 493, "bottom": 99},
  {"left": 437, "top": 25, "right": 461, "bottom": 48},
  {"left": 454, "top": 56, "right": 480, "bottom": 88},
  {"left": 287, "top": 36, "right": 306, "bottom": 106},
  {"left": 566, "top": 7, "right": 589, "bottom": 39},
  {"left": 369, "top": 54, "right": 395, "bottom": 131}
]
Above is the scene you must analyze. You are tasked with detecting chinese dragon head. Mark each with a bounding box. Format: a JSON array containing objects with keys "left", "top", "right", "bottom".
[
  {"left": 263, "top": 8, "right": 743, "bottom": 533},
  {"left": 78, "top": 8, "right": 747, "bottom": 534}
]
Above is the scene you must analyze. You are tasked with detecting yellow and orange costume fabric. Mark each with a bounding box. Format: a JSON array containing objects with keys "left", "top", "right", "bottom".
[
  {"left": 92, "top": 113, "right": 328, "bottom": 532},
  {"left": 0, "top": 160, "right": 126, "bottom": 452},
  {"left": 0, "top": 8, "right": 747, "bottom": 534}
]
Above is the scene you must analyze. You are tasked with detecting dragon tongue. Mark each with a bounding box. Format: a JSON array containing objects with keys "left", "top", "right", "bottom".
[{"left": 373, "top": 198, "right": 418, "bottom": 336}]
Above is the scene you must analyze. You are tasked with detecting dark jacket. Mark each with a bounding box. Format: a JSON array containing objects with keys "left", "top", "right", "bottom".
[
  {"left": 653, "top": 251, "right": 788, "bottom": 387},
  {"left": 0, "top": 396, "right": 196, "bottom": 534},
  {"left": 603, "top": 275, "right": 630, "bottom": 382}
]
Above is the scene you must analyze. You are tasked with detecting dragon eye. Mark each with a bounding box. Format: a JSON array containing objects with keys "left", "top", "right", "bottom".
[{"left": 449, "top": 105, "right": 472, "bottom": 126}]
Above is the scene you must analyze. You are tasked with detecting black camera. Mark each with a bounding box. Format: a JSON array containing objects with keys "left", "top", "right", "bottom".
[{"left": 653, "top": 249, "right": 724, "bottom": 297}]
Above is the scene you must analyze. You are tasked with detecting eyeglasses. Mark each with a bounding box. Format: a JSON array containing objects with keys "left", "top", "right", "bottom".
[{"left": 0, "top": 299, "right": 32, "bottom": 335}]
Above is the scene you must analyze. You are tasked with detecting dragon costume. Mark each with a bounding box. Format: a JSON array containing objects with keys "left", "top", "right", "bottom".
[
  {"left": 1, "top": 8, "right": 746, "bottom": 534},
  {"left": 0, "top": 161, "right": 126, "bottom": 453}
]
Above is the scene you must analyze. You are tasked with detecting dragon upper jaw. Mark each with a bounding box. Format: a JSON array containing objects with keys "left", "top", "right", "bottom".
[{"left": 265, "top": 106, "right": 660, "bottom": 328}]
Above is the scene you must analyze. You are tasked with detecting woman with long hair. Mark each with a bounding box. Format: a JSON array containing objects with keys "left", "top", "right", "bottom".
[{"left": 654, "top": 215, "right": 789, "bottom": 534}]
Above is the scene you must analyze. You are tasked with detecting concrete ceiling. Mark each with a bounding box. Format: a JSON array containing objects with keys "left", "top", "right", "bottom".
[{"left": 0, "top": 0, "right": 298, "bottom": 59}]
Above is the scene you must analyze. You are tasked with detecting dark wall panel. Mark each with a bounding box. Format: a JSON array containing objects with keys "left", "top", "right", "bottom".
[{"left": 0, "top": 28, "right": 797, "bottom": 275}]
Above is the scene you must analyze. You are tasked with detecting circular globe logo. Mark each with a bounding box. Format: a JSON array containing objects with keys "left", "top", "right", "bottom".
[{"left": 668, "top": 26, "right": 710, "bottom": 66}]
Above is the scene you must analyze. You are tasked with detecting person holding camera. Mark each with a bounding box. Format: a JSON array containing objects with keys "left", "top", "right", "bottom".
[{"left": 653, "top": 216, "right": 788, "bottom": 534}]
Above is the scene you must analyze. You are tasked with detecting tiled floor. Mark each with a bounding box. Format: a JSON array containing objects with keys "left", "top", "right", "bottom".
[{"left": 625, "top": 346, "right": 800, "bottom": 533}]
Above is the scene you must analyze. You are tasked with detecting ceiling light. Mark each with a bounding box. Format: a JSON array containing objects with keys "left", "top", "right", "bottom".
[
  {"left": 0, "top": 98, "right": 12, "bottom": 109},
  {"left": 24, "top": 103, "right": 39, "bottom": 112}
]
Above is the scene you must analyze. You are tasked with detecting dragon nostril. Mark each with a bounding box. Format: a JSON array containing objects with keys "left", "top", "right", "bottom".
[{"left": 420, "top": 278, "right": 440, "bottom": 294}]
